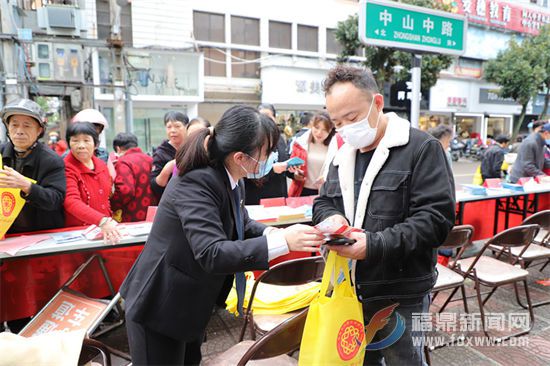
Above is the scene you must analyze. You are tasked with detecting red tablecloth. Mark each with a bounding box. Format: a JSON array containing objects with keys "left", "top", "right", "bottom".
[
  {"left": 1, "top": 244, "right": 143, "bottom": 322},
  {"left": 1, "top": 192, "right": 549, "bottom": 322}
]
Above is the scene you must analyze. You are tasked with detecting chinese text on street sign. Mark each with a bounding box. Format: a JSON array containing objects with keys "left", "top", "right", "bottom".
[{"left": 359, "top": 0, "right": 467, "bottom": 55}]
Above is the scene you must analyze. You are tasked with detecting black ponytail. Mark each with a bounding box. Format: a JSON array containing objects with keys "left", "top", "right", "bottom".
[{"left": 176, "top": 105, "right": 279, "bottom": 176}]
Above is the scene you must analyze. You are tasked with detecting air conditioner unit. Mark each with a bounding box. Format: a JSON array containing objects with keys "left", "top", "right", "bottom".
[{"left": 37, "top": 5, "right": 88, "bottom": 37}]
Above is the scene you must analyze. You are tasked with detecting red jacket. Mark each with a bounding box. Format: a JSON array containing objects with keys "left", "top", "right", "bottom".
[
  {"left": 111, "top": 147, "right": 158, "bottom": 222},
  {"left": 64, "top": 152, "right": 113, "bottom": 227},
  {"left": 288, "top": 131, "right": 344, "bottom": 197}
]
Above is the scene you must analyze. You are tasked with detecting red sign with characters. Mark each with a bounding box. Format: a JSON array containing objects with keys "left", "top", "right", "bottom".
[
  {"left": 19, "top": 289, "right": 107, "bottom": 337},
  {"left": 443, "top": 0, "right": 550, "bottom": 35}
]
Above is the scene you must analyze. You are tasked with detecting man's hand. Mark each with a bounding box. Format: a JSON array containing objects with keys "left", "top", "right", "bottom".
[
  {"left": 0, "top": 167, "right": 32, "bottom": 195},
  {"left": 325, "top": 214, "right": 348, "bottom": 226},
  {"left": 327, "top": 231, "right": 367, "bottom": 260}
]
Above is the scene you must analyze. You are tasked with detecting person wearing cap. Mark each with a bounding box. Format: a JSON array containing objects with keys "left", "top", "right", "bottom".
[
  {"left": 510, "top": 122, "right": 550, "bottom": 183},
  {"left": 481, "top": 134, "right": 510, "bottom": 181},
  {"left": 0, "top": 98, "right": 66, "bottom": 233}
]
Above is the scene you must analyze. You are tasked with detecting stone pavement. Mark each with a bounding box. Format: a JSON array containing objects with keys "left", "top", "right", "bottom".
[{"left": 98, "top": 260, "right": 550, "bottom": 365}]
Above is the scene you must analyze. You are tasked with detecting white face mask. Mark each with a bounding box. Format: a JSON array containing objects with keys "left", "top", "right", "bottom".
[{"left": 336, "top": 98, "right": 381, "bottom": 149}]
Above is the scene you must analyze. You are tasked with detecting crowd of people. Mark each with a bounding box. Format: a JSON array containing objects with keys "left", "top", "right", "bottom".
[
  {"left": 2, "top": 64, "right": 548, "bottom": 366},
  {"left": 0, "top": 96, "right": 343, "bottom": 243}
]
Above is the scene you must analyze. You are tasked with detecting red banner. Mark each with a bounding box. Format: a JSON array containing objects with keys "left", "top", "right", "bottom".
[{"left": 445, "top": 0, "right": 550, "bottom": 35}]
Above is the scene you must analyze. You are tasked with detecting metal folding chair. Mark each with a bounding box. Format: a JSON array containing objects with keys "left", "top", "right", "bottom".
[
  {"left": 239, "top": 256, "right": 324, "bottom": 341},
  {"left": 206, "top": 308, "right": 308, "bottom": 366},
  {"left": 455, "top": 224, "right": 540, "bottom": 341}
]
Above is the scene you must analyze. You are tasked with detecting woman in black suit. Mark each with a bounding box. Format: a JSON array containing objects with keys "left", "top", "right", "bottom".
[{"left": 120, "top": 105, "right": 324, "bottom": 365}]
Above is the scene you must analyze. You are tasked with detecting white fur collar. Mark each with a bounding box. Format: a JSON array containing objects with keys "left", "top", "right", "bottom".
[{"left": 332, "top": 113, "right": 411, "bottom": 225}]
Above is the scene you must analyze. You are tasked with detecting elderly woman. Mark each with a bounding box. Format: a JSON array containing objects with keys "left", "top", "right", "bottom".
[
  {"left": 150, "top": 111, "right": 189, "bottom": 200},
  {"left": 0, "top": 98, "right": 66, "bottom": 234},
  {"left": 63, "top": 122, "right": 121, "bottom": 243}
]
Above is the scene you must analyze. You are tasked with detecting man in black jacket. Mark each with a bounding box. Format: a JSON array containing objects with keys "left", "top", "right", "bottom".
[
  {"left": 481, "top": 134, "right": 510, "bottom": 181},
  {"left": 510, "top": 122, "right": 550, "bottom": 183},
  {"left": 0, "top": 99, "right": 65, "bottom": 233},
  {"left": 313, "top": 66, "right": 455, "bottom": 365}
]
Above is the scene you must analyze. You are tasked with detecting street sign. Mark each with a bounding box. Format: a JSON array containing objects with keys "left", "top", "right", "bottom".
[{"left": 359, "top": 0, "right": 467, "bottom": 55}]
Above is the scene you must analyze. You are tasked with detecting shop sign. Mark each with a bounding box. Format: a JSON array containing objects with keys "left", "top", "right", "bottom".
[
  {"left": 479, "top": 88, "right": 517, "bottom": 105},
  {"left": 447, "top": 96, "right": 468, "bottom": 108},
  {"left": 447, "top": 0, "right": 550, "bottom": 35}
]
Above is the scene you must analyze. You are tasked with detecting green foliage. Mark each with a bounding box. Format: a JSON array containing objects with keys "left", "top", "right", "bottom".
[
  {"left": 485, "top": 37, "right": 545, "bottom": 136},
  {"left": 525, "top": 25, "right": 550, "bottom": 118},
  {"left": 335, "top": 0, "right": 453, "bottom": 90}
]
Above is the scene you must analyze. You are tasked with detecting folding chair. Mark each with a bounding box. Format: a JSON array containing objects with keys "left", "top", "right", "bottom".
[
  {"left": 487, "top": 211, "right": 550, "bottom": 307},
  {"left": 19, "top": 254, "right": 124, "bottom": 338},
  {"left": 432, "top": 224, "right": 474, "bottom": 314},
  {"left": 78, "top": 338, "right": 132, "bottom": 366},
  {"left": 206, "top": 308, "right": 308, "bottom": 366},
  {"left": 455, "top": 224, "right": 540, "bottom": 341},
  {"left": 523, "top": 210, "right": 550, "bottom": 247},
  {"left": 428, "top": 225, "right": 474, "bottom": 350},
  {"left": 79, "top": 338, "right": 112, "bottom": 366},
  {"left": 519, "top": 210, "right": 550, "bottom": 272},
  {"left": 239, "top": 256, "right": 324, "bottom": 341}
]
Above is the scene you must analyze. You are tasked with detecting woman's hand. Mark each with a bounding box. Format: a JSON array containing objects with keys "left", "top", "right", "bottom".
[
  {"left": 101, "top": 219, "right": 122, "bottom": 244},
  {"left": 293, "top": 168, "right": 305, "bottom": 181},
  {"left": 155, "top": 159, "right": 176, "bottom": 187},
  {"left": 272, "top": 162, "right": 287, "bottom": 174},
  {"left": 283, "top": 224, "right": 325, "bottom": 252}
]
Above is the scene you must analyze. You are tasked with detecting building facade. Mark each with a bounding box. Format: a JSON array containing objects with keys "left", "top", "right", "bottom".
[{"left": 2, "top": 0, "right": 550, "bottom": 152}]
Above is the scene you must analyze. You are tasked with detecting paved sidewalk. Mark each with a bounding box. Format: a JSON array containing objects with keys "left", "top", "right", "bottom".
[{"left": 99, "top": 261, "right": 550, "bottom": 365}]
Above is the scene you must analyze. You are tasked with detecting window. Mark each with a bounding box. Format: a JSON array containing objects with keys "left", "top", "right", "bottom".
[
  {"left": 96, "top": 0, "right": 133, "bottom": 46},
  {"left": 269, "top": 21, "right": 291, "bottom": 49},
  {"left": 231, "top": 50, "right": 260, "bottom": 78},
  {"left": 231, "top": 16, "right": 259, "bottom": 45},
  {"left": 200, "top": 47, "right": 226, "bottom": 77},
  {"left": 193, "top": 11, "right": 225, "bottom": 42},
  {"left": 298, "top": 25, "right": 318, "bottom": 52},
  {"left": 326, "top": 28, "right": 343, "bottom": 55}
]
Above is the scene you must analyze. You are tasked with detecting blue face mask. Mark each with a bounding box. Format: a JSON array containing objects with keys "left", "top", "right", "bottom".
[
  {"left": 241, "top": 151, "right": 278, "bottom": 179},
  {"left": 546, "top": 139, "right": 550, "bottom": 146}
]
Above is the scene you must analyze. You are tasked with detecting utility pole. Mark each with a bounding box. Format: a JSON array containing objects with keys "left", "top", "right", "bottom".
[
  {"left": 109, "top": 0, "right": 131, "bottom": 133},
  {"left": 410, "top": 54, "right": 422, "bottom": 129},
  {"left": 0, "top": 0, "right": 20, "bottom": 142},
  {"left": 0, "top": 0, "right": 20, "bottom": 105}
]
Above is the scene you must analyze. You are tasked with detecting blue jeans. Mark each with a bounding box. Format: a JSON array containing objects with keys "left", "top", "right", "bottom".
[{"left": 362, "top": 295, "right": 430, "bottom": 366}]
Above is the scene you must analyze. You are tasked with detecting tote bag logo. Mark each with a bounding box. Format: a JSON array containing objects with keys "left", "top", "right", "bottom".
[
  {"left": 337, "top": 319, "right": 365, "bottom": 361},
  {"left": 1, "top": 192, "right": 16, "bottom": 217}
]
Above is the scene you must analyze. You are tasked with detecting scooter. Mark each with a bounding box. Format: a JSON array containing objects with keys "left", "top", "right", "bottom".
[{"left": 451, "top": 138, "right": 465, "bottom": 162}]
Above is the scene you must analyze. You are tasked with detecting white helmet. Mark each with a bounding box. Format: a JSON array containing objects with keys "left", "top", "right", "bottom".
[{"left": 71, "top": 109, "right": 109, "bottom": 129}]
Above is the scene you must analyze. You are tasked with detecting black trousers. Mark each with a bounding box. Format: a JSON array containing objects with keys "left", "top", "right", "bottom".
[{"left": 126, "top": 318, "right": 203, "bottom": 365}]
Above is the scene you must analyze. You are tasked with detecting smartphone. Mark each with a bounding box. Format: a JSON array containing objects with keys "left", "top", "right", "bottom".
[
  {"left": 286, "top": 157, "right": 305, "bottom": 168},
  {"left": 324, "top": 234, "right": 356, "bottom": 246}
]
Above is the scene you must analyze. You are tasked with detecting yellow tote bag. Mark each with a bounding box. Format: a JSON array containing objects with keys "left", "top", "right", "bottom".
[
  {"left": 0, "top": 156, "right": 33, "bottom": 238},
  {"left": 299, "top": 251, "right": 365, "bottom": 366}
]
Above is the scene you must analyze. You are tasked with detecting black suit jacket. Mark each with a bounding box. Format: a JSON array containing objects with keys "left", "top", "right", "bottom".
[{"left": 120, "top": 164, "right": 269, "bottom": 341}]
